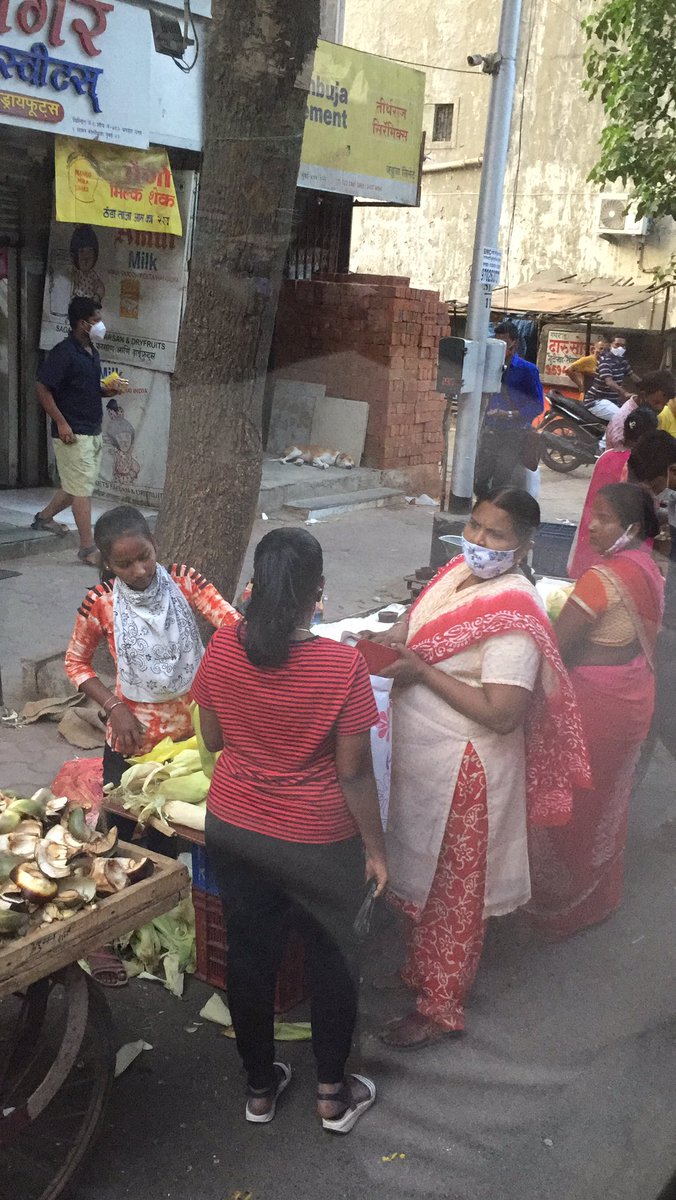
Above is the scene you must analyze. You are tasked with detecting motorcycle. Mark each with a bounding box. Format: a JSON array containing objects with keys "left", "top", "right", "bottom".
[{"left": 538, "top": 389, "right": 608, "bottom": 474}]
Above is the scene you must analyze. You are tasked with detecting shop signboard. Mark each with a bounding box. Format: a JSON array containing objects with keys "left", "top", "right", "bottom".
[
  {"left": 0, "top": 0, "right": 150, "bottom": 147},
  {"left": 40, "top": 169, "right": 195, "bottom": 373},
  {"left": 54, "top": 137, "right": 183, "bottom": 236},
  {"left": 98, "top": 364, "right": 170, "bottom": 506},
  {"left": 298, "top": 40, "right": 425, "bottom": 206},
  {"left": 542, "top": 327, "right": 588, "bottom": 386}
]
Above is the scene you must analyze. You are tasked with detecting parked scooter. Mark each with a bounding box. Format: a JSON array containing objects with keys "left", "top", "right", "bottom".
[{"left": 539, "top": 389, "right": 608, "bottom": 473}]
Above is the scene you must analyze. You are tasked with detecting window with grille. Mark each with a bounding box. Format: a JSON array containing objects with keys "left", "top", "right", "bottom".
[{"left": 432, "top": 103, "right": 454, "bottom": 143}]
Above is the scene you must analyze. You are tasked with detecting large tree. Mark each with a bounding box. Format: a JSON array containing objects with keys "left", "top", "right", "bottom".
[
  {"left": 582, "top": 0, "right": 676, "bottom": 220},
  {"left": 156, "top": 0, "right": 320, "bottom": 596}
]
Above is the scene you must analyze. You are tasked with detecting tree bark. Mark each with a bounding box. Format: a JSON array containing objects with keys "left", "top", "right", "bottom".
[{"left": 156, "top": 0, "right": 320, "bottom": 597}]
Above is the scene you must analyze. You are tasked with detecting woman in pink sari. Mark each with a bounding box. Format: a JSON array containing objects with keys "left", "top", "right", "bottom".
[
  {"left": 529, "top": 483, "right": 664, "bottom": 939},
  {"left": 568, "top": 408, "right": 657, "bottom": 579},
  {"left": 374, "top": 488, "right": 589, "bottom": 1048}
]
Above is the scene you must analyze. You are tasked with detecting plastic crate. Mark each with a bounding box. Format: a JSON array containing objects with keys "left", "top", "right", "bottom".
[
  {"left": 193, "top": 887, "right": 307, "bottom": 1014},
  {"left": 191, "top": 844, "right": 218, "bottom": 896},
  {"left": 532, "top": 521, "right": 577, "bottom": 579}
]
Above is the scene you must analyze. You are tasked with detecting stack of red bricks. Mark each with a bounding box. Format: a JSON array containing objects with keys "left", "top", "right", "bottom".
[{"left": 272, "top": 273, "right": 449, "bottom": 471}]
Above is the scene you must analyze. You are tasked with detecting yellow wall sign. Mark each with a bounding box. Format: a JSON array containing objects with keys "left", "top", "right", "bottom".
[
  {"left": 54, "top": 137, "right": 183, "bottom": 236},
  {"left": 298, "top": 41, "right": 425, "bottom": 206}
]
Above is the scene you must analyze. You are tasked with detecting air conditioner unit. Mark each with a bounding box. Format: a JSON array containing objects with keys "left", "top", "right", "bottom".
[{"left": 597, "top": 195, "right": 650, "bottom": 238}]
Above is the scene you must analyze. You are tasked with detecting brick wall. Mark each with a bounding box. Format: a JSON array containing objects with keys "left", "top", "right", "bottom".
[{"left": 271, "top": 273, "right": 449, "bottom": 478}]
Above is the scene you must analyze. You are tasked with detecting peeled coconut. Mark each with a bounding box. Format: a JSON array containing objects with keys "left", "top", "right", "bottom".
[{"left": 11, "top": 862, "right": 58, "bottom": 905}]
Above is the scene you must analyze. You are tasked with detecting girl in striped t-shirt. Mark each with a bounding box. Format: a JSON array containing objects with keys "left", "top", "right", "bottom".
[{"left": 193, "top": 528, "right": 387, "bottom": 1134}]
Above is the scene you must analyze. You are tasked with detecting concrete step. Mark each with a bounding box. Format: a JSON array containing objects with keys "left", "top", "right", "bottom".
[
  {"left": 259, "top": 459, "right": 382, "bottom": 514},
  {"left": 284, "top": 487, "right": 404, "bottom": 522}
]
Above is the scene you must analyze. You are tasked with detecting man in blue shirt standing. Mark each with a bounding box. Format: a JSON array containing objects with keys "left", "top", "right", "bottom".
[
  {"left": 475, "top": 321, "right": 544, "bottom": 499},
  {"left": 32, "top": 296, "right": 125, "bottom": 566}
]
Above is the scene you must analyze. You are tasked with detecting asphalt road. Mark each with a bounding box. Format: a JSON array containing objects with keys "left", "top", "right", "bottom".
[{"left": 66, "top": 741, "right": 675, "bottom": 1200}]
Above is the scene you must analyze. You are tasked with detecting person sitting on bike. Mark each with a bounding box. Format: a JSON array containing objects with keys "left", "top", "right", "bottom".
[
  {"left": 566, "top": 336, "right": 610, "bottom": 400},
  {"left": 584, "top": 336, "right": 641, "bottom": 421}
]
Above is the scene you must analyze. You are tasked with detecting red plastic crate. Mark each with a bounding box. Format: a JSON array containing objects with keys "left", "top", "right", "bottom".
[{"left": 192, "top": 887, "right": 307, "bottom": 1014}]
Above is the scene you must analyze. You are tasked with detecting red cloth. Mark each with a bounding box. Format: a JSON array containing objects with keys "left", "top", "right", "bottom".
[
  {"left": 192, "top": 627, "right": 378, "bottom": 844},
  {"left": 51, "top": 757, "right": 104, "bottom": 813},
  {"left": 399, "top": 741, "right": 488, "bottom": 1030},
  {"left": 408, "top": 560, "right": 591, "bottom": 827},
  {"left": 529, "top": 656, "right": 654, "bottom": 938},
  {"left": 567, "top": 450, "right": 630, "bottom": 579},
  {"left": 529, "top": 549, "right": 664, "bottom": 937}
]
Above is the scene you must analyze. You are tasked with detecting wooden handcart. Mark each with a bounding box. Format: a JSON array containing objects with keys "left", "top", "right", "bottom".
[{"left": 0, "top": 844, "right": 189, "bottom": 1200}]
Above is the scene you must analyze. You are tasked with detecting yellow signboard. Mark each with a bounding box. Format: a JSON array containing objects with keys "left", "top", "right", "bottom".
[
  {"left": 299, "top": 41, "right": 425, "bottom": 206},
  {"left": 54, "top": 137, "right": 183, "bottom": 236}
]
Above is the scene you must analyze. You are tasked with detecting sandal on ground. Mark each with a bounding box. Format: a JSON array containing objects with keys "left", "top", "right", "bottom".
[
  {"left": 380, "top": 1010, "right": 462, "bottom": 1050},
  {"left": 245, "top": 1062, "right": 292, "bottom": 1124},
  {"left": 31, "top": 513, "right": 69, "bottom": 535},
  {"left": 77, "top": 546, "right": 101, "bottom": 567},
  {"left": 86, "top": 946, "right": 128, "bottom": 988},
  {"left": 318, "top": 1074, "right": 376, "bottom": 1134}
]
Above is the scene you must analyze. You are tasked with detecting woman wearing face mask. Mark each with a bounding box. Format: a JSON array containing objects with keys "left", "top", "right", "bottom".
[
  {"left": 373, "top": 488, "right": 589, "bottom": 1048},
  {"left": 529, "top": 483, "right": 664, "bottom": 939}
]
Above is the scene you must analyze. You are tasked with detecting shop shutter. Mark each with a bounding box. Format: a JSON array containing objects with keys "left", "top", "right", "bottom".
[{"left": 0, "top": 180, "right": 20, "bottom": 241}]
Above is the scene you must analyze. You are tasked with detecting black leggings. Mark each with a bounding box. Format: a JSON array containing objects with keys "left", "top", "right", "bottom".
[
  {"left": 205, "top": 812, "right": 364, "bottom": 1091},
  {"left": 101, "top": 743, "right": 177, "bottom": 858}
]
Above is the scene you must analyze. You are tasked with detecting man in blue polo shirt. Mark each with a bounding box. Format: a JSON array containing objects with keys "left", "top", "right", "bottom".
[
  {"left": 32, "top": 296, "right": 125, "bottom": 566},
  {"left": 475, "top": 321, "right": 544, "bottom": 499}
]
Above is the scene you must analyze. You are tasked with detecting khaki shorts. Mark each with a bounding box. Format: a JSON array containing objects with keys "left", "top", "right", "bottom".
[{"left": 52, "top": 434, "right": 102, "bottom": 498}]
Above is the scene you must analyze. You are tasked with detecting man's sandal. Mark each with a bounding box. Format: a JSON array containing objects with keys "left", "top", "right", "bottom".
[
  {"left": 245, "top": 1062, "right": 292, "bottom": 1124},
  {"left": 318, "top": 1074, "right": 376, "bottom": 1134},
  {"left": 31, "top": 514, "right": 69, "bottom": 535}
]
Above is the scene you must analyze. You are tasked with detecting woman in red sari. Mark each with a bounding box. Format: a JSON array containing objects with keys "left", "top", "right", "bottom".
[
  {"left": 529, "top": 483, "right": 664, "bottom": 939},
  {"left": 374, "top": 488, "right": 589, "bottom": 1048},
  {"left": 567, "top": 408, "right": 657, "bottom": 579}
]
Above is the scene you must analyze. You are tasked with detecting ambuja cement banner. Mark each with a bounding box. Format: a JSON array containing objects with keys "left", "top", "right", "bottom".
[
  {"left": 299, "top": 40, "right": 425, "bottom": 206},
  {"left": 40, "top": 170, "right": 195, "bottom": 373}
]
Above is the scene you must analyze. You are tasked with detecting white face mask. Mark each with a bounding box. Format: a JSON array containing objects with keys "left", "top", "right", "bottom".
[
  {"left": 88, "top": 320, "right": 106, "bottom": 342},
  {"left": 604, "top": 525, "right": 635, "bottom": 556},
  {"left": 610, "top": 345, "right": 626, "bottom": 357},
  {"left": 462, "top": 536, "right": 518, "bottom": 580}
]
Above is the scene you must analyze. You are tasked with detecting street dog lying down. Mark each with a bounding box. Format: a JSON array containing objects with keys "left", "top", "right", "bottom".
[{"left": 279, "top": 445, "right": 355, "bottom": 470}]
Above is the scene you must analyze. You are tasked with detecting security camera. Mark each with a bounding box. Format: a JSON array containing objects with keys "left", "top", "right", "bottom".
[{"left": 467, "top": 53, "right": 484, "bottom": 67}]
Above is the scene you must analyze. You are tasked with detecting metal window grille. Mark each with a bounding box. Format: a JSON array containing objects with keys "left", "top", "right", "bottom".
[
  {"left": 284, "top": 189, "right": 352, "bottom": 280},
  {"left": 432, "top": 104, "right": 454, "bottom": 143}
]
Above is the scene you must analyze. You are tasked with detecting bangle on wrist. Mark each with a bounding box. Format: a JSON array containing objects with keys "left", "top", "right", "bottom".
[{"left": 105, "top": 699, "right": 124, "bottom": 716}]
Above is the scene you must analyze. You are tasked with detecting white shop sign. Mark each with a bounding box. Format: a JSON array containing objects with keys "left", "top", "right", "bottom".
[{"left": 0, "top": 0, "right": 151, "bottom": 147}]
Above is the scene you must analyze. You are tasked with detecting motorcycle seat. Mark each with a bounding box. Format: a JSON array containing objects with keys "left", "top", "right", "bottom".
[{"left": 550, "top": 392, "right": 597, "bottom": 421}]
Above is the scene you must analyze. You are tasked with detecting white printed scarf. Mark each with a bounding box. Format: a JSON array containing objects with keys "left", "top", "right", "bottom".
[{"left": 113, "top": 565, "right": 203, "bottom": 703}]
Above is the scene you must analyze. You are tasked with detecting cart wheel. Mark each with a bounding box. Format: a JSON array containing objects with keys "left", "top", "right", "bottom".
[{"left": 0, "top": 966, "right": 115, "bottom": 1200}]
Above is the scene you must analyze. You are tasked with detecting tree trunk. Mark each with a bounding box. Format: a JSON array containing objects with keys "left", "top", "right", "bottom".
[{"left": 156, "top": 0, "right": 320, "bottom": 597}]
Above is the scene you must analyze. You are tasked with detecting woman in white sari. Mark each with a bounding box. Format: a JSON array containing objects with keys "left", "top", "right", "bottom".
[{"left": 376, "top": 488, "right": 589, "bottom": 1048}]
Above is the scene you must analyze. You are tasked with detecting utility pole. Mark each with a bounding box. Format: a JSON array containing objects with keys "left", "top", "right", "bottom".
[{"left": 446, "top": 0, "right": 524, "bottom": 511}]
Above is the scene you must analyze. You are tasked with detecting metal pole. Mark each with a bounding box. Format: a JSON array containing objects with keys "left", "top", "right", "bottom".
[{"left": 447, "top": 0, "right": 524, "bottom": 510}]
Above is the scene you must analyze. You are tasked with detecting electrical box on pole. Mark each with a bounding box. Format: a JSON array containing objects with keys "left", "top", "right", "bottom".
[{"left": 437, "top": 337, "right": 505, "bottom": 397}]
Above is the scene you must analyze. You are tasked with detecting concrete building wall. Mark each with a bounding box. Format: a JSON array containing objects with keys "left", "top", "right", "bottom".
[{"left": 342, "top": 0, "right": 676, "bottom": 325}]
